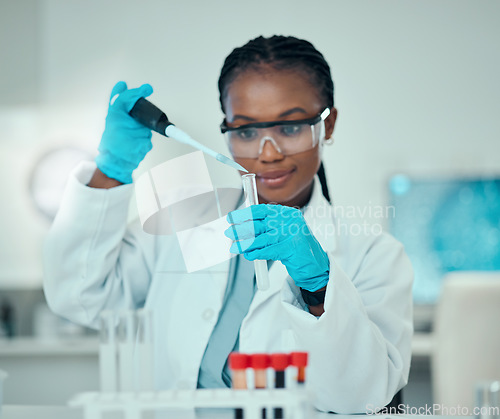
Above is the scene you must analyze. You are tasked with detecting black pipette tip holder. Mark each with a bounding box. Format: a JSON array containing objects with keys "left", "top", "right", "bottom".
[{"left": 129, "top": 97, "right": 173, "bottom": 136}]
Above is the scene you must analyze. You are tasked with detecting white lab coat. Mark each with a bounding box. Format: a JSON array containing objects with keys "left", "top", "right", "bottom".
[{"left": 43, "top": 161, "right": 413, "bottom": 414}]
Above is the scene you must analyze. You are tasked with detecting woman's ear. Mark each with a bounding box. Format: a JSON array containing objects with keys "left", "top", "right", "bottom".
[{"left": 325, "top": 107, "right": 338, "bottom": 139}]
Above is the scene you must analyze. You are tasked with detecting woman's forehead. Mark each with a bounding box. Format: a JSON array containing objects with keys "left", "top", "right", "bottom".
[{"left": 224, "top": 69, "right": 322, "bottom": 122}]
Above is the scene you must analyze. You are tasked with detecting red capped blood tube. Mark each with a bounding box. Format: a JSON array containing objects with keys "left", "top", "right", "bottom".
[
  {"left": 270, "top": 353, "right": 290, "bottom": 419},
  {"left": 290, "top": 351, "right": 308, "bottom": 385},
  {"left": 251, "top": 353, "right": 270, "bottom": 389},
  {"left": 229, "top": 352, "right": 249, "bottom": 419},
  {"left": 251, "top": 354, "right": 270, "bottom": 418}
]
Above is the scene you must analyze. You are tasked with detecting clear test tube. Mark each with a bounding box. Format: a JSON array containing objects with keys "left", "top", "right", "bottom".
[
  {"left": 117, "top": 311, "right": 136, "bottom": 392},
  {"left": 99, "top": 310, "right": 117, "bottom": 392},
  {"left": 136, "top": 309, "right": 154, "bottom": 391},
  {"left": 241, "top": 174, "right": 270, "bottom": 291},
  {"left": 475, "top": 381, "right": 500, "bottom": 419}
]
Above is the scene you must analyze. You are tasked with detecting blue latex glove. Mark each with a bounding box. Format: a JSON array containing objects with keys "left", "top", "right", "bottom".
[
  {"left": 95, "top": 81, "right": 154, "bottom": 184},
  {"left": 225, "top": 204, "right": 330, "bottom": 292}
]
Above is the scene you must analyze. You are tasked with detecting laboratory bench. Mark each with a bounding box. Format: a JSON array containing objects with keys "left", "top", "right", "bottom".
[
  {"left": 0, "top": 406, "right": 470, "bottom": 419},
  {"left": 410, "top": 332, "right": 435, "bottom": 358},
  {"left": 0, "top": 333, "right": 435, "bottom": 408},
  {"left": 0, "top": 332, "right": 436, "bottom": 357},
  {"left": 0, "top": 336, "right": 99, "bottom": 356}
]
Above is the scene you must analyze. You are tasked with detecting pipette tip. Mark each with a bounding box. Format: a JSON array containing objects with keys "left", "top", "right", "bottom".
[{"left": 216, "top": 154, "right": 248, "bottom": 173}]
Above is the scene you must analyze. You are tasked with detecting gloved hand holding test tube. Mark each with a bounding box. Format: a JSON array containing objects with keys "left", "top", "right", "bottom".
[{"left": 241, "top": 173, "right": 270, "bottom": 291}]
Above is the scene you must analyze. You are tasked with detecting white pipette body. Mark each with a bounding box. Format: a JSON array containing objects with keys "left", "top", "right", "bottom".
[{"left": 165, "top": 125, "right": 247, "bottom": 173}]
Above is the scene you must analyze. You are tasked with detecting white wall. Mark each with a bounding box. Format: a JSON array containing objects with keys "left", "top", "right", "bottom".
[{"left": 1, "top": 0, "right": 499, "bottom": 287}]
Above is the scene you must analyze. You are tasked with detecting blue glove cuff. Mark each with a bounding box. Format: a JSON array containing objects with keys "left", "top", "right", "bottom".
[
  {"left": 95, "top": 82, "right": 154, "bottom": 185},
  {"left": 300, "top": 271, "right": 329, "bottom": 292},
  {"left": 95, "top": 154, "right": 134, "bottom": 184}
]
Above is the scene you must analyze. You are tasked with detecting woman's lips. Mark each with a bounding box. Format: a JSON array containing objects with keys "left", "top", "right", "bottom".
[{"left": 257, "top": 168, "right": 295, "bottom": 187}]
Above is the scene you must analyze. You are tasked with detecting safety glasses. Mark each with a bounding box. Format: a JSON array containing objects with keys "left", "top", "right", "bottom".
[{"left": 221, "top": 108, "right": 330, "bottom": 158}]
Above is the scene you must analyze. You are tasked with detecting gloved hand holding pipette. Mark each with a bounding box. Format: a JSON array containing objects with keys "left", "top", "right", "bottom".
[
  {"left": 95, "top": 81, "right": 154, "bottom": 184},
  {"left": 95, "top": 81, "right": 246, "bottom": 186},
  {"left": 225, "top": 204, "right": 330, "bottom": 292}
]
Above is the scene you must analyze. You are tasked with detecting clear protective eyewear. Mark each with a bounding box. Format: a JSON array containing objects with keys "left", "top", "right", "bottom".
[{"left": 221, "top": 108, "right": 330, "bottom": 158}]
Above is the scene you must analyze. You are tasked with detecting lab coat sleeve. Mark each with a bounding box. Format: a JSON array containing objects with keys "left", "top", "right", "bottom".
[
  {"left": 43, "top": 162, "right": 154, "bottom": 329},
  {"left": 280, "top": 233, "right": 413, "bottom": 414}
]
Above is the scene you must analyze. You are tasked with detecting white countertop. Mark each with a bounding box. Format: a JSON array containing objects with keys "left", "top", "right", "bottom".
[
  {"left": 411, "top": 332, "right": 435, "bottom": 357},
  {"left": 0, "top": 405, "right": 334, "bottom": 418},
  {"left": 0, "top": 406, "right": 471, "bottom": 419},
  {"left": 0, "top": 337, "right": 99, "bottom": 356},
  {"left": 2, "top": 406, "right": 83, "bottom": 419},
  {"left": 0, "top": 333, "right": 435, "bottom": 357}
]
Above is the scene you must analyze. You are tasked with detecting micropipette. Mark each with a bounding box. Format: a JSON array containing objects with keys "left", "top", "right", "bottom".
[{"left": 129, "top": 98, "right": 247, "bottom": 173}]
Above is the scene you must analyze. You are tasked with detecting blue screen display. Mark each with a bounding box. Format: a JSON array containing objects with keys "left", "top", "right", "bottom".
[{"left": 388, "top": 175, "right": 500, "bottom": 303}]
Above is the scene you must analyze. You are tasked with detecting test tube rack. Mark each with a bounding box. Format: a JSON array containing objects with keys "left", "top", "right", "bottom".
[
  {"left": 89, "top": 310, "right": 309, "bottom": 418},
  {"left": 69, "top": 387, "right": 310, "bottom": 419}
]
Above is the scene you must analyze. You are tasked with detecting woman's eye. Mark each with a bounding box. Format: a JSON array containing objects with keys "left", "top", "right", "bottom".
[
  {"left": 236, "top": 128, "right": 258, "bottom": 141},
  {"left": 280, "top": 125, "right": 303, "bottom": 137}
]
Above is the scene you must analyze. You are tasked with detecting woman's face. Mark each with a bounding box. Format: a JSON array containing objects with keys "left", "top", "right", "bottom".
[{"left": 223, "top": 68, "right": 337, "bottom": 207}]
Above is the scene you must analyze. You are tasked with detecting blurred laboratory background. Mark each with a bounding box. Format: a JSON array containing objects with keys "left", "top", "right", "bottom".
[{"left": 1, "top": 0, "right": 499, "bottom": 410}]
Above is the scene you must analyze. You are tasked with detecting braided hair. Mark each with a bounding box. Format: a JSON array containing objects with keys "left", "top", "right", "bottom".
[{"left": 218, "top": 35, "right": 333, "bottom": 203}]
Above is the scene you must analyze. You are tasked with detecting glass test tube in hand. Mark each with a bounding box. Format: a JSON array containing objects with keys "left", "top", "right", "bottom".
[{"left": 241, "top": 173, "right": 270, "bottom": 291}]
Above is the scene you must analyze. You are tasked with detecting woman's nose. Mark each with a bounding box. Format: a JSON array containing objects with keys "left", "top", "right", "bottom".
[{"left": 258, "top": 137, "right": 285, "bottom": 162}]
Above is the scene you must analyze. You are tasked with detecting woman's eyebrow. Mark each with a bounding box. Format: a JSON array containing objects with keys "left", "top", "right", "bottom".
[
  {"left": 279, "top": 107, "right": 308, "bottom": 117},
  {"left": 232, "top": 114, "right": 256, "bottom": 122},
  {"left": 232, "top": 107, "right": 308, "bottom": 122}
]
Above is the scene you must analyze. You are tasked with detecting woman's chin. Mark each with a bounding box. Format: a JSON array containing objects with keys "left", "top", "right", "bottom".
[
  {"left": 258, "top": 187, "right": 297, "bottom": 206},
  {"left": 258, "top": 179, "right": 314, "bottom": 207}
]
